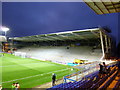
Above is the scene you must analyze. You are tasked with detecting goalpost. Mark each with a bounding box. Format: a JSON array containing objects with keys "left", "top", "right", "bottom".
[{"left": 13, "top": 52, "right": 26, "bottom": 58}]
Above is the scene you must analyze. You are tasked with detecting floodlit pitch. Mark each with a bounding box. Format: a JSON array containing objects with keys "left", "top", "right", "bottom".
[{"left": 1, "top": 54, "right": 75, "bottom": 88}]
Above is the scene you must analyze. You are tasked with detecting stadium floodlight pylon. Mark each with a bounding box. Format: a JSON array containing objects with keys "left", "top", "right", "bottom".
[{"left": 1, "top": 26, "right": 9, "bottom": 36}]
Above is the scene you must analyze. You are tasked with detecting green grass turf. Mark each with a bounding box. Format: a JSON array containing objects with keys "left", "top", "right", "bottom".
[{"left": 1, "top": 53, "right": 76, "bottom": 88}]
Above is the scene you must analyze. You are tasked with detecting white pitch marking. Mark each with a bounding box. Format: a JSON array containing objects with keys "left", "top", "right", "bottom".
[
  {"left": 2, "top": 68, "right": 70, "bottom": 83},
  {"left": 0, "top": 62, "right": 54, "bottom": 67}
]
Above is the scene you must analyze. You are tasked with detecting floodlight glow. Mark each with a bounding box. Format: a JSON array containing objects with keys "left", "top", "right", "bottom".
[{"left": 1, "top": 26, "right": 10, "bottom": 32}]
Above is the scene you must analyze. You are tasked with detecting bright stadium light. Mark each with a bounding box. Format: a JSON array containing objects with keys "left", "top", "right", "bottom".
[
  {"left": 1, "top": 26, "right": 9, "bottom": 31},
  {"left": 1, "top": 26, "right": 10, "bottom": 36}
]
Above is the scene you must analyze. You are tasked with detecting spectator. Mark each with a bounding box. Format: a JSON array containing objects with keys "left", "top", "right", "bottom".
[
  {"left": 102, "top": 62, "right": 107, "bottom": 75},
  {"left": 12, "top": 83, "right": 16, "bottom": 90},
  {"left": 103, "top": 62, "right": 107, "bottom": 67},
  {"left": 117, "top": 59, "right": 120, "bottom": 72},
  {"left": 15, "top": 82, "right": 20, "bottom": 90},
  {"left": 52, "top": 73, "right": 56, "bottom": 86},
  {"left": 99, "top": 63, "right": 103, "bottom": 78},
  {"left": 108, "top": 67, "right": 112, "bottom": 75},
  {"left": 0, "top": 85, "right": 2, "bottom": 90}
]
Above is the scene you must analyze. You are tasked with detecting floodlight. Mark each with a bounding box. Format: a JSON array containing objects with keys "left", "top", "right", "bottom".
[
  {"left": 1, "top": 26, "right": 9, "bottom": 32},
  {"left": 1, "top": 26, "right": 10, "bottom": 36}
]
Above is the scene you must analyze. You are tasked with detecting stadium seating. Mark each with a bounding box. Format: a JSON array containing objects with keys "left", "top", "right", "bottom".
[
  {"left": 47, "top": 71, "right": 99, "bottom": 89},
  {"left": 106, "top": 70, "right": 120, "bottom": 89},
  {"left": 47, "top": 65, "right": 118, "bottom": 89},
  {"left": 113, "top": 80, "right": 120, "bottom": 89},
  {"left": 90, "top": 66, "right": 117, "bottom": 89},
  {"left": 15, "top": 46, "right": 103, "bottom": 64},
  {"left": 98, "top": 70, "right": 118, "bottom": 89}
]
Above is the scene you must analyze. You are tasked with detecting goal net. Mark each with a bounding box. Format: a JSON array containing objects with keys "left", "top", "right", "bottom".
[{"left": 13, "top": 52, "right": 26, "bottom": 58}]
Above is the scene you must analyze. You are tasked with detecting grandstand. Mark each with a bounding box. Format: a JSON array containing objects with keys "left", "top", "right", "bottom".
[
  {"left": 1, "top": 1, "right": 120, "bottom": 89},
  {"left": 14, "top": 46, "right": 102, "bottom": 64},
  {"left": 12, "top": 28, "right": 110, "bottom": 63}
]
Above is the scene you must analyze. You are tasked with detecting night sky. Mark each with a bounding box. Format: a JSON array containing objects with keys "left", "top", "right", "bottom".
[{"left": 1, "top": 2, "right": 119, "bottom": 44}]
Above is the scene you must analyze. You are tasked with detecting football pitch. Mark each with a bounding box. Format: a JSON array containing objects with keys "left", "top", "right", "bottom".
[{"left": 0, "top": 53, "right": 75, "bottom": 88}]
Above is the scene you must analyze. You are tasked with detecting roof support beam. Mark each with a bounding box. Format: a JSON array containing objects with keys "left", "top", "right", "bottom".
[
  {"left": 100, "top": 30, "right": 105, "bottom": 60},
  {"left": 83, "top": 0, "right": 99, "bottom": 14},
  {"left": 46, "top": 36, "right": 63, "bottom": 41},
  {"left": 110, "top": 0, "right": 117, "bottom": 12},
  {"left": 91, "top": 0, "right": 105, "bottom": 14},
  {"left": 106, "top": 7, "right": 120, "bottom": 10},
  {"left": 101, "top": 0, "right": 110, "bottom": 13},
  {"left": 105, "top": 2, "right": 120, "bottom": 7}
]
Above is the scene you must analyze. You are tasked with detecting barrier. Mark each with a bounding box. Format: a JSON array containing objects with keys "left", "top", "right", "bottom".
[
  {"left": 64, "top": 61, "right": 99, "bottom": 83},
  {"left": 48, "top": 63, "right": 117, "bottom": 89}
]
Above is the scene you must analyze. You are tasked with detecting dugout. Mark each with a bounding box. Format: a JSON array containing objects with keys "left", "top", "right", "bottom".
[{"left": 73, "top": 59, "right": 87, "bottom": 64}]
